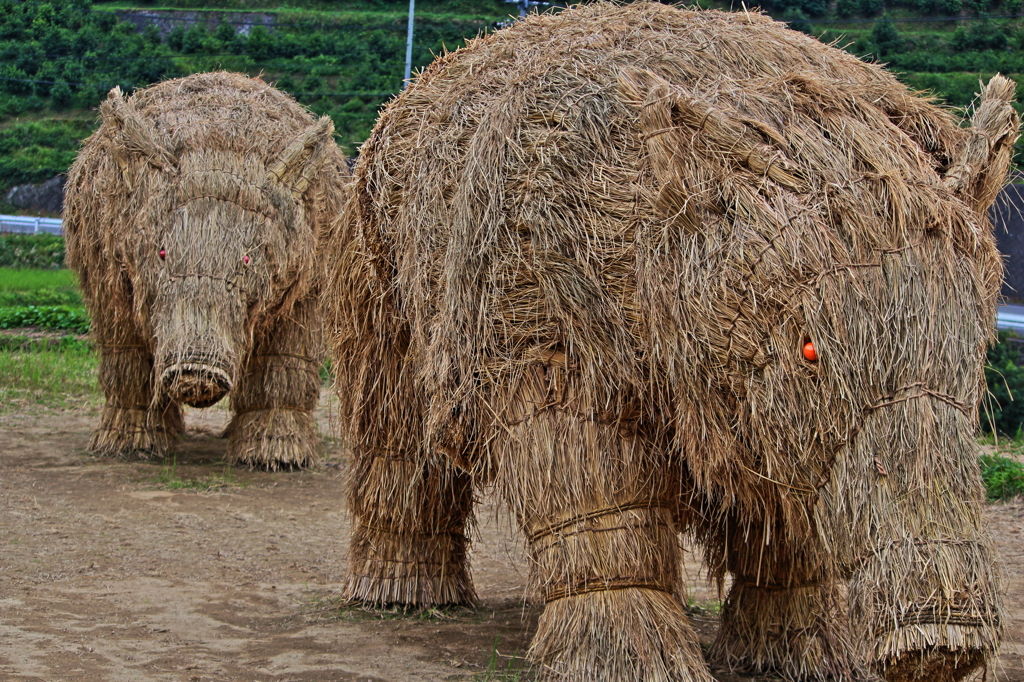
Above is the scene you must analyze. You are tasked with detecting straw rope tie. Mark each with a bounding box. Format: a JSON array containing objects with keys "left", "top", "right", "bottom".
[
  {"left": 100, "top": 343, "right": 148, "bottom": 352},
  {"left": 862, "top": 382, "right": 970, "bottom": 417},
  {"left": 878, "top": 602, "right": 999, "bottom": 632},
  {"left": 526, "top": 499, "right": 670, "bottom": 544},
  {"left": 853, "top": 537, "right": 986, "bottom": 570},
  {"left": 164, "top": 273, "right": 249, "bottom": 298},
  {"left": 233, "top": 405, "right": 313, "bottom": 416},
  {"left": 817, "top": 383, "right": 971, "bottom": 490},
  {"left": 544, "top": 578, "right": 674, "bottom": 604},
  {"left": 732, "top": 575, "right": 822, "bottom": 591},
  {"left": 359, "top": 522, "right": 467, "bottom": 538}
]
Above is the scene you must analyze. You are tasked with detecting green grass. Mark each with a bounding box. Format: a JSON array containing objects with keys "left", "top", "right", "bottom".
[
  {"left": 686, "top": 597, "right": 723, "bottom": 615},
  {"left": 0, "top": 266, "right": 87, "bottom": 330},
  {"left": 154, "top": 456, "right": 243, "bottom": 492},
  {"left": 0, "top": 267, "right": 78, "bottom": 292},
  {"left": 0, "top": 341, "right": 99, "bottom": 406},
  {"left": 979, "top": 452, "right": 1024, "bottom": 500},
  {"left": 475, "top": 638, "right": 530, "bottom": 681}
]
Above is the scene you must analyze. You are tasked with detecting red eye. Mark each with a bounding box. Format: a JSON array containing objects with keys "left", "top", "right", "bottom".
[
  {"left": 803, "top": 341, "right": 818, "bottom": 362},
  {"left": 243, "top": 255, "right": 250, "bottom": 264},
  {"left": 159, "top": 249, "right": 166, "bottom": 260}
]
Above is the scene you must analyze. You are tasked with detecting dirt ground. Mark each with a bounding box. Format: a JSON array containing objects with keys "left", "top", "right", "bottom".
[{"left": 1, "top": 395, "right": 1022, "bottom": 682}]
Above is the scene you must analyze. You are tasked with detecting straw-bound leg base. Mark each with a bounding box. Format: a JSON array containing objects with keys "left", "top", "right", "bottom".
[
  {"left": 882, "top": 646, "right": 985, "bottom": 682},
  {"left": 226, "top": 408, "right": 320, "bottom": 471},
  {"left": 530, "top": 587, "right": 713, "bottom": 682},
  {"left": 850, "top": 536, "right": 1000, "bottom": 682},
  {"left": 710, "top": 579, "right": 859, "bottom": 681},
  {"left": 89, "top": 403, "right": 183, "bottom": 459},
  {"left": 344, "top": 524, "right": 475, "bottom": 607}
]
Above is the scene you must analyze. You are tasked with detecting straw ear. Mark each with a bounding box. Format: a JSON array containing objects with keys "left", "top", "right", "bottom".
[
  {"left": 100, "top": 86, "right": 176, "bottom": 171},
  {"left": 267, "top": 116, "right": 335, "bottom": 198},
  {"left": 943, "top": 74, "right": 1020, "bottom": 214}
]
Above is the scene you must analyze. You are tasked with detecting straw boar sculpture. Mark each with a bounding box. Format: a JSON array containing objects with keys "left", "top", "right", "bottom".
[
  {"left": 326, "top": 4, "right": 1019, "bottom": 682},
  {"left": 65, "top": 72, "right": 346, "bottom": 470}
]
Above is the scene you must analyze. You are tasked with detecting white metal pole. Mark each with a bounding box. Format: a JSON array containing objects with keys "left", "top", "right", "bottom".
[{"left": 404, "top": 0, "right": 415, "bottom": 89}]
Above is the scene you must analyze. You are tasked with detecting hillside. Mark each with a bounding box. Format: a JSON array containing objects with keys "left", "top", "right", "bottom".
[{"left": 1, "top": 0, "right": 1022, "bottom": 214}]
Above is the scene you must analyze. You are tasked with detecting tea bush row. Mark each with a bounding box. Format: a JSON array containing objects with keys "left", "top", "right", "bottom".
[{"left": 0, "top": 234, "right": 65, "bottom": 269}]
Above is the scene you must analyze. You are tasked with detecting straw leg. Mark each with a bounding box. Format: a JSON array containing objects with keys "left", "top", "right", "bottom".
[
  {"left": 708, "top": 515, "right": 860, "bottom": 681},
  {"left": 344, "top": 450, "right": 476, "bottom": 606},
  {"left": 849, "top": 530, "right": 998, "bottom": 682},
  {"left": 226, "top": 297, "right": 323, "bottom": 470},
  {"left": 497, "top": 363, "right": 712, "bottom": 682},
  {"left": 91, "top": 336, "right": 182, "bottom": 459},
  {"left": 342, "top": 307, "right": 476, "bottom": 606},
  {"left": 837, "top": 401, "right": 1001, "bottom": 682}
]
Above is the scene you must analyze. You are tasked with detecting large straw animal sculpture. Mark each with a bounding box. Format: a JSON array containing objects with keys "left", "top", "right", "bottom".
[
  {"left": 65, "top": 72, "right": 347, "bottom": 470},
  {"left": 326, "top": 4, "right": 1018, "bottom": 681}
]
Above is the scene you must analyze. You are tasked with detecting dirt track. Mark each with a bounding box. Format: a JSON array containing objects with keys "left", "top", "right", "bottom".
[{"left": 1, "top": 396, "right": 1021, "bottom": 681}]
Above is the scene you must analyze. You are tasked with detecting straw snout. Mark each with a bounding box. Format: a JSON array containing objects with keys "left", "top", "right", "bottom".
[
  {"left": 159, "top": 360, "right": 233, "bottom": 408},
  {"left": 151, "top": 278, "right": 246, "bottom": 409}
]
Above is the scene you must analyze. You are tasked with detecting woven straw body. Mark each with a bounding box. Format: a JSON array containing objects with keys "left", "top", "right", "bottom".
[
  {"left": 326, "top": 4, "right": 1018, "bottom": 680},
  {"left": 65, "top": 72, "right": 348, "bottom": 470}
]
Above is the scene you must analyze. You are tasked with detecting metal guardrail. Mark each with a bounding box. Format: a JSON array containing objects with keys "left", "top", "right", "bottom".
[{"left": 0, "top": 214, "right": 62, "bottom": 235}]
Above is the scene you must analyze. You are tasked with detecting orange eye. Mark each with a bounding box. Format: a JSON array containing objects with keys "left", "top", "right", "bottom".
[{"left": 803, "top": 341, "right": 818, "bottom": 362}]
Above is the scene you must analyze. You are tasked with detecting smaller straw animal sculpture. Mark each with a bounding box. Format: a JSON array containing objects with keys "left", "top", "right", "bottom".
[
  {"left": 65, "top": 72, "right": 348, "bottom": 470},
  {"left": 326, "top": 4, "right": 1019, "bottom": 681}
]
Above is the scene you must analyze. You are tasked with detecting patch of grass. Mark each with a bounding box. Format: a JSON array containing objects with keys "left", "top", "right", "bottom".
[
  {"left": 0, "top": 266, "right": 78, "bottom": 290},
  {"left": 154, "top": 456, "right": 242, "bottom": 492},
  {"left": 0, "top": 341, "right": 98, "bottom": 405},
  {"left": 686, "top": 597, "right": 723, "bottom": 615},
  {"left": 476, "top": 637, "right": 530, "bottom": 681},
  {"left": 306, "top": 596, "right": 483, "bottom": 623},
  {"left": 979, "top": 453, "right": 1024, "bottom": 501}
]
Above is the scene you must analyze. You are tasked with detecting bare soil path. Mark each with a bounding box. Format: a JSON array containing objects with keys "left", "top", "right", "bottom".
[{"left": 1, "top": 397, "right": 1021, "bottom": 681}]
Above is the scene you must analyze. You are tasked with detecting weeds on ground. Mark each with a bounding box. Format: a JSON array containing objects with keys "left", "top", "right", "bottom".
[
  {"left": 475, "top": 637, "right": 530, "bottom": 681},
  {"left": 306, "top": 595, "right": 479, "bottom": 622},
  {"left": 979, "top": 453, "right": 1024, "bottom": 501},
  {"left": 0, "top": 341, "right": 98, "bottom": 406},
  {"left": 686, "top": 597, "right": 722, "bottom": 615},
  {"left": 154, "top": 456, "right": 242, "bottom": 492}
]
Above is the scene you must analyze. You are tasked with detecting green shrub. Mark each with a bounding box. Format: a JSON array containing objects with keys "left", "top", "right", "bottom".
[
  {"left": 0, "top": 120, "right": 90, "bottom": 194},
  {"left": 983, "top": 331, "right": 1024, "bottom": 437},
  {"left": 0, "top": 305, "right": 89, "bottom": 333},
  {"left": 0, "top": 234, "right": 66, "bottom": 269},
  {"left": 871, "top": 17, "right": 903, "bottom": 58},
  {"left": 979, "top": 453, "right": 1024, "bottom": 500}
]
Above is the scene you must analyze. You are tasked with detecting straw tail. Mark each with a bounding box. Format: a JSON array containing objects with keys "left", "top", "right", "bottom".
[
  {"left": 707, "top": 514, "right": 865, "bottom": 681},
  {"left": 823, "top": 398, "right": 1002, "bottom": 682},
  {"left": 943, "top": 75, "right": 1020, "bottom": 215},
  {"left": 224, "top": 294, "right": 324, "bottom": 471},
  {"left": 342, "top": 332, "right": 475, "bottom": 606},
  {"left": 494, "top": 361, "right": 710, "bottom": 682}
]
